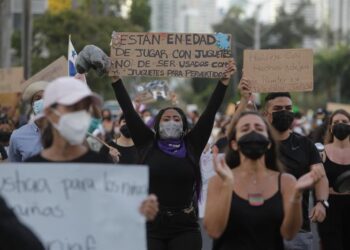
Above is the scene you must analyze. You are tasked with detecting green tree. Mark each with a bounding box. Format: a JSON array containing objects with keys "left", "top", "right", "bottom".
[
  {"left": 314, "top": 46, "right": 350, "bottom": 105},
  {"left": 186, "top": 1, "right": 319, "bottom": 111},
  {"left": 27, "top": 10, "right": 142, "bottom": 99},
  {"left": 129, "top": 0, "right": 151, "bottom": 31}
]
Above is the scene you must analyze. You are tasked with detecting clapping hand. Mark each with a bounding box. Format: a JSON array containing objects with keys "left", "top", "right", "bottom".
[{"left": 212, "top": 146, "right": 234, "bottom": 186}]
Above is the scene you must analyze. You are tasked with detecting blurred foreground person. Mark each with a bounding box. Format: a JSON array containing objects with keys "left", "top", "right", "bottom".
[
  {"left": 318, "top": 109, "right": 350, "bottom": 250},
  {"left": 25, "top": 77, "right": 158, "bottom": 221},
  {"left": 0, "top": 195, "right": 44, "bottom": 250},
  {"left": 204, "top": 111, "right": 324, "bottom": 250}
]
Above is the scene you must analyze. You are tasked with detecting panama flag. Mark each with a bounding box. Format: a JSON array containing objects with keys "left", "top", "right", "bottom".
[
  {"left": 68, "top": 35, "right": 86, "bottom": 82},
  {"left": 68, "top": 35, "right": 77, "bottom": 77}
]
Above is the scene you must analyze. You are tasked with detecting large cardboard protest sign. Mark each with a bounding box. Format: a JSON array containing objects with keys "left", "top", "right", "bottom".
[
  {"left": 327, "top": 102, "right": 350, "bottom": 113},
  {"left": 0, "top": 164, "right": 148, "bottom": 250},
  {"left": 243, "top": 49, "right": 313, "bottom": 92},
  {"left": 0, "top": 67, "right": 23, "bottom": 93},
  {"left": 109, "top": 32, "right": 232, "bottom": 78},
  {"left": 21, "top": 56, "right": 68, "bottom": 91}
]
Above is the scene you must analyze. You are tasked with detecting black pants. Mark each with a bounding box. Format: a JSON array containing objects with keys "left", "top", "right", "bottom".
[
  {"left": 318, "top": 195, "right": 350, "bottom": 250},
  {"left": 147, "top": 209, "right": 202, "bottom": 250}
]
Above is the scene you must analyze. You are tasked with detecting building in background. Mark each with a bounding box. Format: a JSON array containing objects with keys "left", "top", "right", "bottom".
[{"left": 150, "top": 0, "right": 224, "bottom": 33}]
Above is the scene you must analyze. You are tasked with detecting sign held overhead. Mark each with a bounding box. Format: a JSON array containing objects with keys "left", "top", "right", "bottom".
[
  {"left": 109, "top": 32, "right": 232, "bottom": 78},
  {"left": 243, "top": 48, "right": 313, "bottom": 93}
]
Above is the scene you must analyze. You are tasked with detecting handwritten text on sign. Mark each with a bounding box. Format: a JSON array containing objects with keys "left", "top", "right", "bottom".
[
  {"left": 243, "top": 49, "right": 313, "bottom": 92},
  {"left": 109, "top": 32, "right": 232, "bottom": 78},
  {"left": 0, "top": 164, "right": 148, "bottom": 250}
]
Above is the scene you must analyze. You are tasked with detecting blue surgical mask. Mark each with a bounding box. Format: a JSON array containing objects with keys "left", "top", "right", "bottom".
[
  {"left": 88, "top": 118, "right": 102, "bottom": 133},
  {"left": 32, "top": 99, "right": 44, "bottom": 115}
]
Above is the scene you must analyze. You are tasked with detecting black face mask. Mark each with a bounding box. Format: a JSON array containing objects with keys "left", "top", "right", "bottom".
[
  {"left": 0, "top": 131, "right": 12, "bottom": 143},
  {"left": 238, "top": 131, "right": 270, "bottom": 160},
  {"left": 272, "top": 110, "right": 294, "bottom": 132},
  {"left": 120, "top": 125, "right": 131, "bottom": 138},
  {"left": 332, "top": 123, "right": 350, "bottom": 141}
]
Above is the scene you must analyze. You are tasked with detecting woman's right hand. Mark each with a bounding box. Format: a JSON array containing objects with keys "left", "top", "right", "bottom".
[
  {"left": 108, "top": 147, "right": 121, "bottom": 163},
  {"left": 110, "top": 75, "right": 120, "bottom": 82},
  {"left": 212, "top": 146, "right": 234, "bottom": 186},
  {"left": 238, "top": 77, "right": 252, "bottom": 101}
]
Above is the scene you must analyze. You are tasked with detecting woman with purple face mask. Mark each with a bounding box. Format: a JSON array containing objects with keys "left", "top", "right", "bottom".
[{"left": 109, "top": 59, "right": 236, "bottom": 250}]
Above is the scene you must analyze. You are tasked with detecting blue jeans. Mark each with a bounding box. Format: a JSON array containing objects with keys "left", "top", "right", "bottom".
[{"left": 284, "top": 231, "right": 313, "bottom": 250}]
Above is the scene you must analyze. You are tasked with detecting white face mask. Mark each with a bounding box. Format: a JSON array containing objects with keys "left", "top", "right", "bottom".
[
  {"left": 159, "top": 120, "right": 183, "bottom": 139},
  {"left": 52, "top": 109, "right": 91, "bottom": 145}
]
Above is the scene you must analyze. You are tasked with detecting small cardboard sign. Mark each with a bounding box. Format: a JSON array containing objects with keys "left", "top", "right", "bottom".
[
  {"left": 243, "top": 48, "right": 313, "bottom": 93},
  {"left": 21, "top": 56, "right": 68, "bottom": 91},
  {"left": 109, "top": 32, "right": 232, "bottom": 78},
  {"left": 135, "top": 80, "right": 170, "bottom": 103},
  {"left": 326, "top": 102, "right": 350, "bottom": 113},
  {"left": 0, "top": 67, "right": 23, "bottom": 93}
]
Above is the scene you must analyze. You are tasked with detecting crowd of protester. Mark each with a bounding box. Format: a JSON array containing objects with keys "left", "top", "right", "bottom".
[{"left": 0, "top": 46, "right": 349, "bottom": 250}]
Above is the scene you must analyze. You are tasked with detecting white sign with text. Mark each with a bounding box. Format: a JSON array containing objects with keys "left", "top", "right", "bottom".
[{"left": 0, "top": 163, "right": 148, "bottom": 250}]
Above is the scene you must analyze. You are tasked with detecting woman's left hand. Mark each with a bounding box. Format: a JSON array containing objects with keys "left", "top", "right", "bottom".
[
  {"left": 220, "top": 58, "right": 237, "bottom": 86},
  {"left": 139, "top": 194, "right": 159, "bottom": 221},
  {"left": 295, "top": 165, "right": 325, "bottom": 192}
]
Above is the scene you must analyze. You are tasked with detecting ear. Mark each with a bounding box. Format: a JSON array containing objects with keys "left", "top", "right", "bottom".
[{"left": 230, "top": 139, "right": 238, "bottom": 151}]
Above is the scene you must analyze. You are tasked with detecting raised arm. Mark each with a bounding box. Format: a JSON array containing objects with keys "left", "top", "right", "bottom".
[
  {"left": 226, "top": 77, "right": 253, "bottom": 137},
  {"left": 110, "top": 77, "right": 154, "bottom": 147},
  {"left": 187, "top": 59, "right": 236, "bottom": 156}
]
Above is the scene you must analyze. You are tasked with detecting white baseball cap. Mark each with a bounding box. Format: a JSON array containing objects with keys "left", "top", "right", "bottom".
[{"left": 43, "top": 76, "right": 102, "bottom": 109}]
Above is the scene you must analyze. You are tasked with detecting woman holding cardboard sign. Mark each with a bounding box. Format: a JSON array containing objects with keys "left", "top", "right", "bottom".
[
  {"left": 110, "top": 64, "right": 235, "bottom": 250},
  {"left": 75, "top": 44, "right": 236, "bottom": 250}
]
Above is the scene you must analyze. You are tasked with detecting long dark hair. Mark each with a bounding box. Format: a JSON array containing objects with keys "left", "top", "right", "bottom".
[
  {"left": 152, "top": 107, "right": 202, "bottom": 201},
  {"left": 153, "top": 107, "right": 189, "bottom": 138},
  {"left": 324, "top": 109, "right": 350, "bottom": 144},
  {"left": 225, "top": 111, "right": 284, "bottom": 172}
]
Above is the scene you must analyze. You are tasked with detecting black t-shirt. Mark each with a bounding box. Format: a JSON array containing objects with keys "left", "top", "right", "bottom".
[
  {"left": 0, "top": 196, "right": 45, "bottom": 250},
  {"left": 279, "top": 132, "right": 321, "bottom": 231},
  {"left": 25, "top": 150, "right": 112, "bottom": 163},
  {"left": 99, "top": 140, "right": 139, "bottom": 164}
]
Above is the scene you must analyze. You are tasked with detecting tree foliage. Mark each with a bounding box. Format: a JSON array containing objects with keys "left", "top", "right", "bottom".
[
  {"left": 129, "top": 0, "right": 151, "bottom": 31},
  {"left": 187, "top": 2, "right": 317, "bottom": 111},
  {"left": 12, "top": 8, "right": 144, "bottom": 100},
  {"left": 314, "top": 46, "right": 350, "bottom": 105}
]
